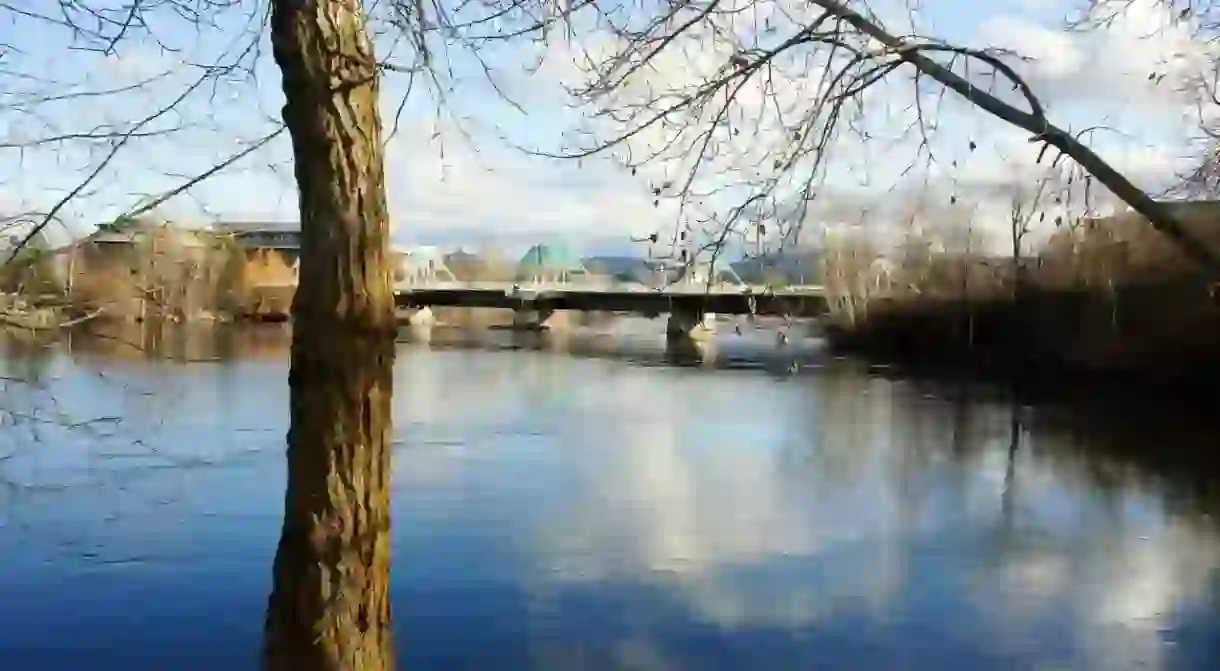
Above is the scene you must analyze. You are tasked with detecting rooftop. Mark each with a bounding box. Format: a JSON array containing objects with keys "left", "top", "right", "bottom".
[
  {"left": 517, "top": 243, "right": 584, "bottom": 271},
  {"left": 213, "top": 220, "right": 300, "bottom": 235}
]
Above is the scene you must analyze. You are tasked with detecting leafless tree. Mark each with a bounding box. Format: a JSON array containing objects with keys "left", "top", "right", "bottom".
[
  {"left": 10, "top": 1, "right": 1215, "bottom": 293},
  {"left": 0, "top": 1, "right": 289, "bottom": 268},
  {"left": 9, "top": 1, "right": 1220, "bottom": 286},
  {"left": 512, "top": 0, "right": 1220, "bottom": 275},
  {"left": 6, "top": 3, "right": 1220, "bottom": 666},
  {"left": 1006, "top": 171, "right": 1056, "bottom": 299},
  {"left": 1071, "top": 0, "right": 1220, "bottom": 195}
]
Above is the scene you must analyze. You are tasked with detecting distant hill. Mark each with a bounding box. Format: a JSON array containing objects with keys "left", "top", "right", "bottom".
[
  {"left": 394, "top": 227, "right": 825, "bottom": 283},
  {"left": 580, "top": 255, "right": 647, "bottom": 276},
  {"left": 396, "top": 227, "right": 646, "bottom": 260},
  {"left": 731, "top": 249, "right": 823, "bottom": 284},
  {"left": 394, "top": 227, "right": 774, "bottom": 261}
]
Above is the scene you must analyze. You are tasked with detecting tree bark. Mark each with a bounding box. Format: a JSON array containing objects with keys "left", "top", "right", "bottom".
[{"left": 263, "top": 0, "right": 397, "bottom": 669}]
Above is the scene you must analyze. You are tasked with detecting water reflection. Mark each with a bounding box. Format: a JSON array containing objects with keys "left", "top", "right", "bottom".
[
  {"left": 261, "top": 307, "right": 397, "bottom": 670},
  {"left": 262, "top": 407, "right": 395, "bottom": 671},
  {"left": 0, "top": 323, "right": 1218, "bottom": 669},
  {"left": 403, "top": 320, "right": 818, "bottom": 375}
]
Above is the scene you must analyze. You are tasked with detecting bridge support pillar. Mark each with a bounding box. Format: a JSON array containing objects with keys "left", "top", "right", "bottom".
[
  {"left": 666, "top": 307, "right": 716, "bottom": 362},
  {"left": 402, "top": 306, "right": 435, "bottom": 327},
  {"left": 666, "top": 308, "right": 715, "bottom": 342},
  {"left": 512, "top": 306, "right": 563, "bottom": 331},
  {"left": 401, "top": 306, "right": 435, "bottom": 343}
]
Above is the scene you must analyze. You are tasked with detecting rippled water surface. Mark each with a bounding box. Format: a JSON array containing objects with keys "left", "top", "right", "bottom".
[{"left": 1, "top": 321, "right": 1219, "bottom": 670}]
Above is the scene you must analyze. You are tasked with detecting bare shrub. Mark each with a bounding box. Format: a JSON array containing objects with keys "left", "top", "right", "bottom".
[
  {"left": 68, "top": 226, "right": 244, "bottom": 321},
  {"left": 822, "top": 227, "right": 880, "bottom": 326},
  {"left": 1039, "top": 203, "right": 1220, "bottom": 290}
]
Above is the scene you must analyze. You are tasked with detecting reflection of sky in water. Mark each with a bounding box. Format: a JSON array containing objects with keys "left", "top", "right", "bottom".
[{"left": 0, "top": 329, "right": 1219, "bottom": 669}]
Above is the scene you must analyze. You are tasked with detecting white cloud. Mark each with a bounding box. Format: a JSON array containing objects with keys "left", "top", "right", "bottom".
[
  {"left": 380, "top": 118, "right": 677, "bottom": 238},
  {"left": 0, "top": 52, "right": 672, "bottom": 243},
  {"left": 483, "top": 366, "right": 1220, "bottom": 660},
  {"left": 523, "top": 369, "right": 912, "bottom": 629},
  {"left": 513, "top": 0, "right": 1211, "bottom": 260},
  {"left": 1, "top": 0, "right": 1213, "bottom": 254},
  {"left": 976, "top": 2, "right": 1206, "bottom": 112}
]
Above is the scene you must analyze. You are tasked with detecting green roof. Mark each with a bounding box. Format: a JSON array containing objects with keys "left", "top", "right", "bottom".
[{"left": 516, "top": 243, "right": 582, "bottom": 272}]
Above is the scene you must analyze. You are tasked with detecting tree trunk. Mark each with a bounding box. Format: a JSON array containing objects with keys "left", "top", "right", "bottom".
[{"left": 263, "top": 0, "right": 397, "bottom": 669}]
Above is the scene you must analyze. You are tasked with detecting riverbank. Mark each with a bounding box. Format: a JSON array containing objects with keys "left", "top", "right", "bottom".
[
  {"left": 823, "top": 272, "right": 1220, "bottom": 391},
  {"left": 818, "top": 201, "right": 1220, "bottom": 392}
]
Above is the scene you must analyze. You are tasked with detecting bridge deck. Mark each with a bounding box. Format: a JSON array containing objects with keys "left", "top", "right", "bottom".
[
  {"left": 393, "top": 280, "right": 824, "bottom": 293},
  {"left": 393, "top": 282, "right": 827, "bottom": 317}
]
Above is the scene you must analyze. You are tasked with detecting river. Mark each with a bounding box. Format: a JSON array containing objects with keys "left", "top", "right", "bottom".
[{"left": 0, "top": 320, "right": 1218, "bottom": 669}]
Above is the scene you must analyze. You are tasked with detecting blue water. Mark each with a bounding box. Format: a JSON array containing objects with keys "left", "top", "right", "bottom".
[{"left": 1, "top": 323, "right": 1218, "bottom": 669}]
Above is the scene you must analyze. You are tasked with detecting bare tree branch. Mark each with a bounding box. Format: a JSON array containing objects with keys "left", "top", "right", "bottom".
[{"left": 472, "top": 0, "right": 1220, "bottom": 274}]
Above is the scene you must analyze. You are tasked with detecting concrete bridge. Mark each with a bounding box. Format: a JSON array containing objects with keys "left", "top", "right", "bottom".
[{"left": 392, "top": 279, "right": 827, "bottom": 348}]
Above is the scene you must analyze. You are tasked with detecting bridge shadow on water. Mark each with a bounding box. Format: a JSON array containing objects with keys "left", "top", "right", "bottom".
[
  {"left": 2, "top": 319, "right": 1220, "bottom": 669},
  {"left": 402, "top": 318, "right": 829, "bottom": 376}
]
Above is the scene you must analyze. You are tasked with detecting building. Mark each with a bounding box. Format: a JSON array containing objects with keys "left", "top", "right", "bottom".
[
  {"left": 77, "top": 218, "right": 213, "bottom": 266},
  {"left": 211, "top": 221, "right": 300, "bottom": 289},
  {"left": 515, "top": 243, "right": 588, "bottom": 283},
  {"left": 392, "top": 245, "right": 456, "bottom": 284},
  {"left": 443, "top": 249, "right": 482, "bottom": 280},
  {"left": 582, "top": 255, "right": 653, "bottom": 285},
  {"left": 213, "top": 220, "right": 300, "bottom": 260}
]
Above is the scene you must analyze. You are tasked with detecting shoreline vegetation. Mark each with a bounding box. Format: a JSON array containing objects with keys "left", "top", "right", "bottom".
[{"left": 820, "top": 202, "right": 1220, "bottom": 390}]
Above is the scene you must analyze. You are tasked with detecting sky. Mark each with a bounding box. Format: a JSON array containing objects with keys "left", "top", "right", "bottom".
[{"left": 0, "top": 0, "right": 1213, "bottom": 257}]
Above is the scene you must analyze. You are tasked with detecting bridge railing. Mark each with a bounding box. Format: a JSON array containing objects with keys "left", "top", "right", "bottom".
[
  {"left": 247, "top": 276, "right": 823, "bottom": 294},
  {"left": 391, "top": 278, "right": 824, "bottom": 294}
]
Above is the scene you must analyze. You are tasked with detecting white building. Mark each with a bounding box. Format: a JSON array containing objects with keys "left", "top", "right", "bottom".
[{"left": 393, "top": 245, "right": 456, "bottom": 284}]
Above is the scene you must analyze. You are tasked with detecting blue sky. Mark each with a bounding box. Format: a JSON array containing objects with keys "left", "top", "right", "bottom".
[{"left": 0, "top": 0, "right": 1209, "bottom": 256}]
